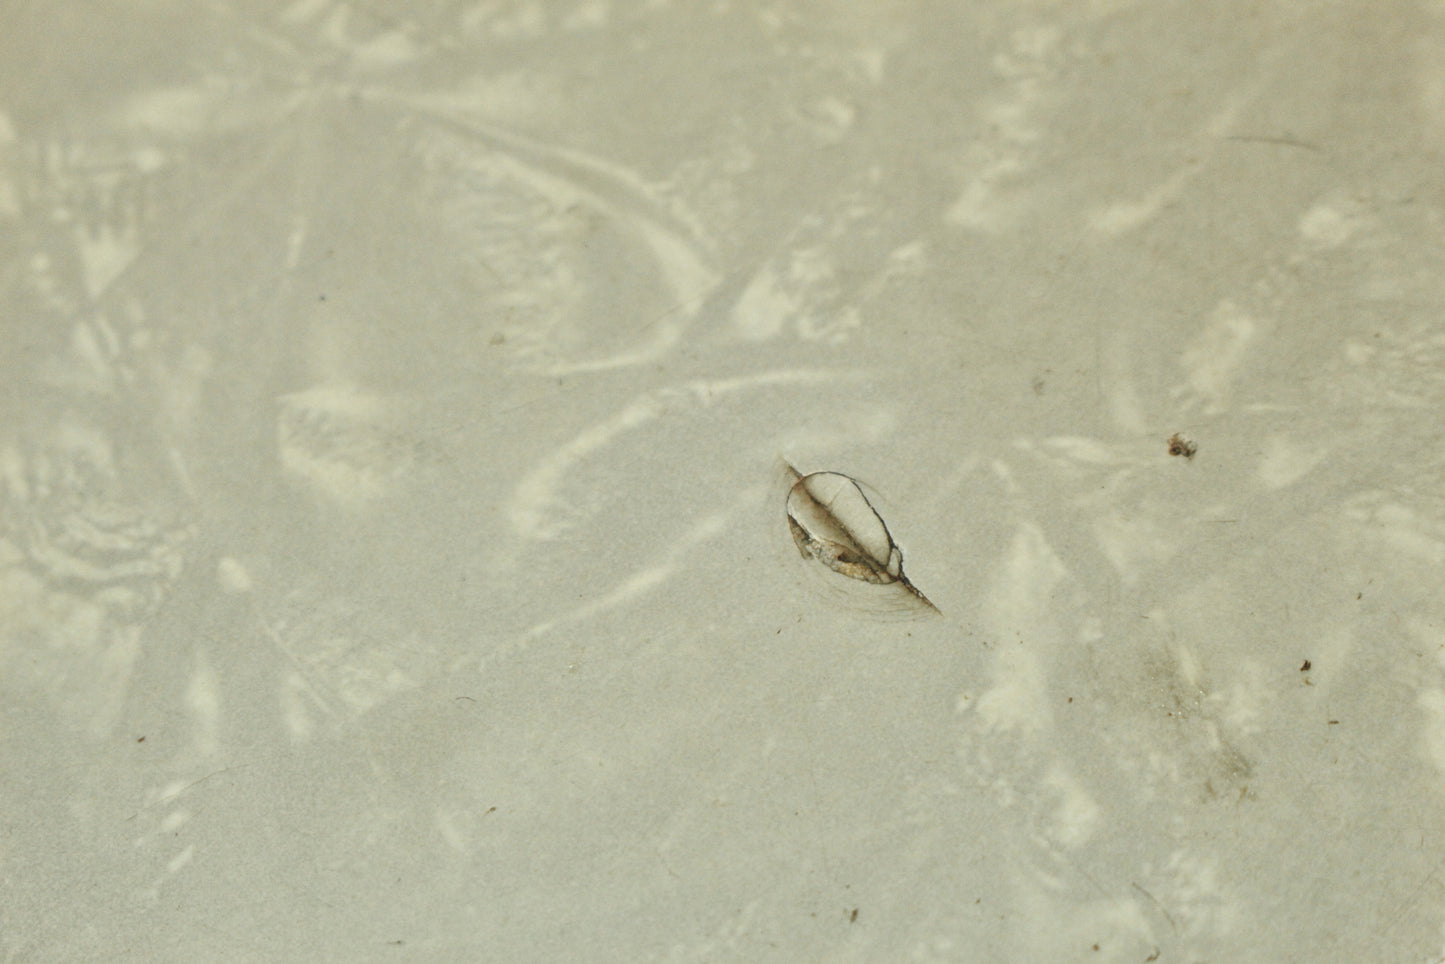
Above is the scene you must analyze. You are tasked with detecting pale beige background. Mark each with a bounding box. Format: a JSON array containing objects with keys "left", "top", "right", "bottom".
[{"left": 3, "top": 2, "right": 1445, "bottom": 961}]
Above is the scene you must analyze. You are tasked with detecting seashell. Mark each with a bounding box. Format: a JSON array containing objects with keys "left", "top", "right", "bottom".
[{"left": 784, "top": 464, "right": 939, "bottom": 613}]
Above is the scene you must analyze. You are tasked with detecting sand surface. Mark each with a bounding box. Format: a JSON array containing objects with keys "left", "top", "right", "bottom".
[{"left": 4, "top": 3, "right": 1445, "bottom": 961}]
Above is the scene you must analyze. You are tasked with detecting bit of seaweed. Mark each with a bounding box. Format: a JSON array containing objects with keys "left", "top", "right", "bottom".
[{"left": 783, "top": 462, "right": 939, "bottom": 615}]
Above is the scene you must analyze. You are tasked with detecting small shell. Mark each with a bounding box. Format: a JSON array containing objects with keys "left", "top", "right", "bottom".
[{"left": 784, "top": 465, "right": 938, "bottom": 613}]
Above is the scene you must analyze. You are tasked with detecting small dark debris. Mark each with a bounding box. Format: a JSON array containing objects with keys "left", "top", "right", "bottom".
[
  {"left": 1146, "top": 950, "right": 1160, "bottom": 962},
  {"left": 1092, "top": 944, "right": 1100, "bottom": 952},
  {"left": 136, "top": 736, "right": 145, "bottom": 743},
  {"left": 849, "top": 908, "right": 858, "bottom": 923},
  {"left": 1328, "top": 719, "right": 1340, "bottom": 725},
  {"left": 485, "top": 806, "right": 497, "bottom": 814},
  {"left": 1300, "top": 660, "right": 1311, "bottom": 672},
  {"left": 1167, "top": 433, "right": 1197, "bottom": 459}
]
